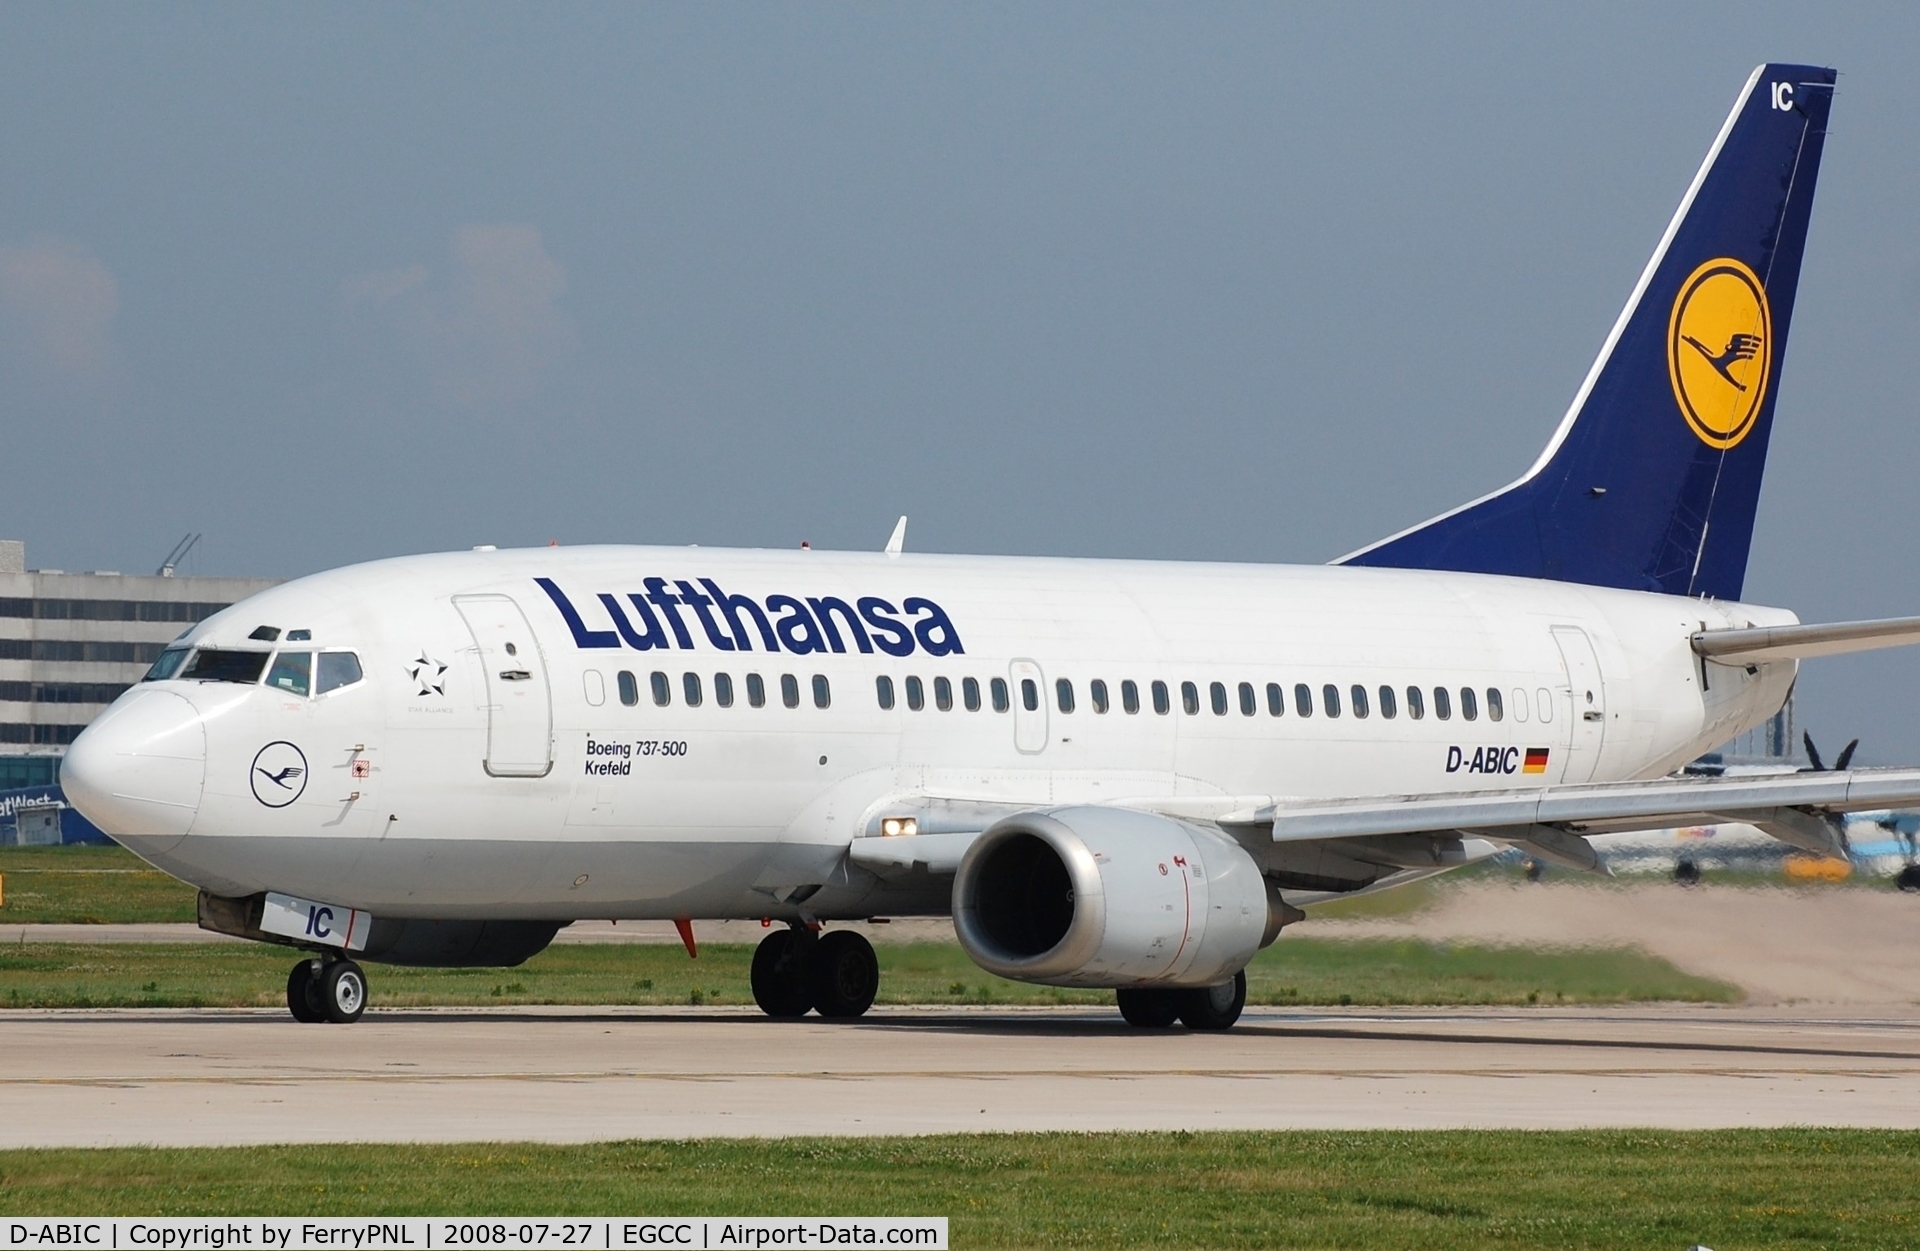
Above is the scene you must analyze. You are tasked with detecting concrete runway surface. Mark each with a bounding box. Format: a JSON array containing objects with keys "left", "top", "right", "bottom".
[{"left": 4, "top": 1003, "right": 1919, "bottom": 1147}]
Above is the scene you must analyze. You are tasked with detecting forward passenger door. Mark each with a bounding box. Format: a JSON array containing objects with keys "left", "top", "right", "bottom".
[{"left": 454, "top": 595, "right": 554, "bottom": 777}]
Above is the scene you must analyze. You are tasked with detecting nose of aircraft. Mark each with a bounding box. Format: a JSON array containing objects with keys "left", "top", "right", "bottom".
[{"left": 61, "top": 688, "right": 207, "bottom": 852}]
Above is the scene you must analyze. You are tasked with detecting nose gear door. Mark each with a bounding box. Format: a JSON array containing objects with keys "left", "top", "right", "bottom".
[{"left": 454, "top": 595, "right": 554, "bottom": 777}]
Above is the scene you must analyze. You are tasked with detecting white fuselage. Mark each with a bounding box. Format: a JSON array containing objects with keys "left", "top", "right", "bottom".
[{"left": 64, "top": 545, "right": 1797, "bottom": 921}]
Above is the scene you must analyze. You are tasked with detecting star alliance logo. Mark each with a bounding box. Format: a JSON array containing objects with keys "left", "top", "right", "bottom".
[{"left": 408, "top": 653, "right": 448, "bottom": 697}]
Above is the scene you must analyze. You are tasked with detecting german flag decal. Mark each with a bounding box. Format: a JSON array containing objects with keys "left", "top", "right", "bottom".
[{"left": 1523, "top": 747, "right": 1550, "bottom": 775}]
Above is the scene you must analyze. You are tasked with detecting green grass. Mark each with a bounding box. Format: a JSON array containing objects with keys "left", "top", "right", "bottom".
[
  {"left": 0, "top": 936, "right": 1736, "bottom": 1010},
  {"left": 1, "top": 1131, "right": 1914, "bottom": 1246},
  {"left": 0, "top": 845, "right": 197, "bottom": 923}
]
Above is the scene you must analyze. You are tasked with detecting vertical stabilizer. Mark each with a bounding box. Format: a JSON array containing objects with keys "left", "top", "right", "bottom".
[{"left": 1342, "top": 65, "right": 1836, "bottom": 600}]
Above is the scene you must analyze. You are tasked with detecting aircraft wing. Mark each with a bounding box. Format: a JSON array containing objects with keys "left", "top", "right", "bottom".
[
  {"left": 1222, "top": 767, "right": 1920, "bottom": 871},
  {"left": 1693, "top": 615, "right": 1920, "bottom": 664},
  {"left": 847, "top": 768, "right": 1920, "bottom": 884}
]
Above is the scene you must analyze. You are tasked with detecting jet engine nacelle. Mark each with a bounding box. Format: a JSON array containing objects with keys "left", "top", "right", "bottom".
[{"left": 952, "top": 806, "right": 1277, "bottom": 988}]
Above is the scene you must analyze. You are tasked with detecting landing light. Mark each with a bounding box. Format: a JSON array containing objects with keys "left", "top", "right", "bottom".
[{"left": 880, "top": 816, "right": 919, "bottom": 838}]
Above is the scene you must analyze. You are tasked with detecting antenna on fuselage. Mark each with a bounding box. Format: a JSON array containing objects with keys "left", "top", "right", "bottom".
[{"left": 884, "top": 516, "right": 907, "bottom": 557}]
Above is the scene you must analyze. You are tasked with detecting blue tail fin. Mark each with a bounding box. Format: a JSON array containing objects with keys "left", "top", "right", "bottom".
[{"left": 1341, "top": 64, "right": 1836, "bottom": 600}]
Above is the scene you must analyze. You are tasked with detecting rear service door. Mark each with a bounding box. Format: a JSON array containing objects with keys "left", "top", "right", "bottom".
[
  {"left": 455, "top": 595, "right": 554, "bottom": 777},
  {"left": 1550, "top": 625, "right": 1606, "bottom": 784}
]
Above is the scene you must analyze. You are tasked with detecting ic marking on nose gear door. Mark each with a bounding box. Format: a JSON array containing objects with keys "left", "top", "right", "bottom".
[{"left": 251, "top": 741, "right": 310, "bottom": 807}]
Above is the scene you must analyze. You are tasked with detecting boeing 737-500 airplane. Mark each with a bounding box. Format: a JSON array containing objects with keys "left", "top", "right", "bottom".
[{"left": 59, "top": 64, "right": 1920, "bottom": 1029}]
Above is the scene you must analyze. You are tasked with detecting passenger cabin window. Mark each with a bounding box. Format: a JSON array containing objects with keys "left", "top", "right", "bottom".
[
  {"left": 991, "top": 677, "right": 1011, "bottom": 712},
  {"left": 316, "top": 651, "right": 363, "bottom": 695},
  {"left": 1122, "top": 680, "right": 1140, "bottom": 714},
  {"left": 963, "top": 676, "right": 982, "bottom": 711},
  {"left": 1091, "top": 679, "right": 1110, "bottom": 714},
  {"left": 618, "top": 671, "right": 639, "bottom": 707},
  {"left": 1323, "top": 684, "right": 1342, "bottom": 718},
  {"left": 935, "top": 676, "right": 953, "bottom": 711},
  {"left": 266, "top": 652, "right": 312, "bottom": 697},
  {"left": 1056, "top": 678, "right": 1074, "bottom": 713},
  {"left": 1020, "top": 678, "right": 1039, "bottom": 712},
  {"left": 1406, "top": 685, "right": 1424, "bottom": 719},
  {"left": 1350, "top": 684, "right": 1369, "bottom": 719},
  {"left": 1238, "top": 682, "right": 1256, "bottom": 717},
  {"left": 1536, "top": 687, "right": 1553, "bottom": 722},
  {"left": 906, "top": 676, "right": 925, "bottom": 711},
  {"left": 584, "top": 671, "right": 606, "bottom": 707},
  {"left": 812, "top": 675, "right": 831, "bottom": 708},
  {"left": 715, "top": 673, "right": 734, "bottom": 708},
  {"left": 1433, "top": 686, "right": 1452, "bottom": 720},
  {"left": 1266, "top": 682, "right": 1284, "bottom": 717},
  {"left": 683, "top": 672, "right": 703, "bottom": 707},
  {"left": 1378, "top": 684, "right": 1397, "bottom": 719},
  {"left": 1152, "top": 680, "right": 1170, "bottom": 715},
  {"left": 1295, "top": 683, "right": 1313, "bottom": 717},
  {"left": 1209, "top": 681, "right": 1227, "bottom": 716},
  {"left": 1509, "top": 687, "right": 1527, "bottom": 723},
  {"left": 183, "top": 648, "right": 270, "bottom": 685},
  {"left": 746, "top": 673, "right": 767, "bottom": 707},
  {"left": 781, "top": 674, "right": 800, "bottom": 708},
  {"left": 1181, "top": 681, "right": 1200, "bottom": 716},
  {"left": 1460, "top": 686, "right": 1478, "bottom": 721},
  {"left": 143, "top": 647, "right": 190, "bottom": 682},
  {"left": 651, "top": 671, "right": 671, "bottom": 706},
  {"left": 1486, "top": 687, "right": 1504, "bottom": 721},
  {"left": 876, "top": 675, "right": 896, "bottom": 710}
]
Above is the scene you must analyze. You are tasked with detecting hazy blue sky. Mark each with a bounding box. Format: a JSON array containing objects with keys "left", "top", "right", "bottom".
[{"left": 3, "top": 5, "right": 1918, "bottom": 757}]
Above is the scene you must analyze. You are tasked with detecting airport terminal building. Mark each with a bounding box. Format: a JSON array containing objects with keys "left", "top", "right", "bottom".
[{"left": 0, "top": 538, "right": 278, "bottom": 804}]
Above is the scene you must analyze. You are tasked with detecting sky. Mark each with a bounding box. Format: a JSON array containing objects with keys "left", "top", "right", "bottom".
[{"left": 2, "top": 4, "right": 1918, "bottom": 759}]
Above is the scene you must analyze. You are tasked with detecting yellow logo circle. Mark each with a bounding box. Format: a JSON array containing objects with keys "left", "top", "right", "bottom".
[{"left": 1667, "top": 257, "right": 1771, "bottom": 449}]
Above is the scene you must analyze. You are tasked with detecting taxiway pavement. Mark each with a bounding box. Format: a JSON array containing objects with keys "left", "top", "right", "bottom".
[{"left": 3, "top": 1003, "right": 1917, "bottom": 1147}]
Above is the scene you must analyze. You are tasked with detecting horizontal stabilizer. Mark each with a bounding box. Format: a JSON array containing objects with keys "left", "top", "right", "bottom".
[{"left": 1692, "top": 616, "right": 1920, "bottom": 664}]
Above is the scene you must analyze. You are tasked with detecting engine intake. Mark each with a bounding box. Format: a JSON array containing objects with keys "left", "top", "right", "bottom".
[{"left": 953, "top": 806, "right": 1280, "bottom": 988}]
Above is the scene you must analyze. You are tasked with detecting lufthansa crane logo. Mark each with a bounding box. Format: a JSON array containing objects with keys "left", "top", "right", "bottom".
[
  {"left": 250, "top": 741, "right": 309, "bottom": 808},
  {"left": 1667, "top": 257, "right": 1771, "bottom": 450}
]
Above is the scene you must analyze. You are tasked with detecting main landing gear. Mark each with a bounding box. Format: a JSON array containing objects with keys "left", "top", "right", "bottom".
[
  {"left": 1116, "top": 969, "right": 1247, "bottom": 1031},
  {"left": 749, "top": 926, "right": 880, "bottom": 1019},
  {"left": 286, "top": 955, "right": 367, "bottom": 1024}
]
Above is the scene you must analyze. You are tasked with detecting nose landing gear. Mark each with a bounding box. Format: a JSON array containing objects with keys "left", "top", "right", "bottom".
[{"left": 286, "top": 956, "right": 368, "bottom": 1024}]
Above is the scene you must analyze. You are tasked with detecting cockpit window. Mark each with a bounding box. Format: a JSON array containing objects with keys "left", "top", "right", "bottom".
[
  {"left": 316, "top": 651, "right": 364, "bottom": 695},
  {"left": 181, "top": 648, "right": 270, "bottom": 684},
  {"left": 142, "top": 647, "right": 191, "bottom": 682},
  {"left": 266, "top": 652, "right": 313, "bottom": 696}
]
